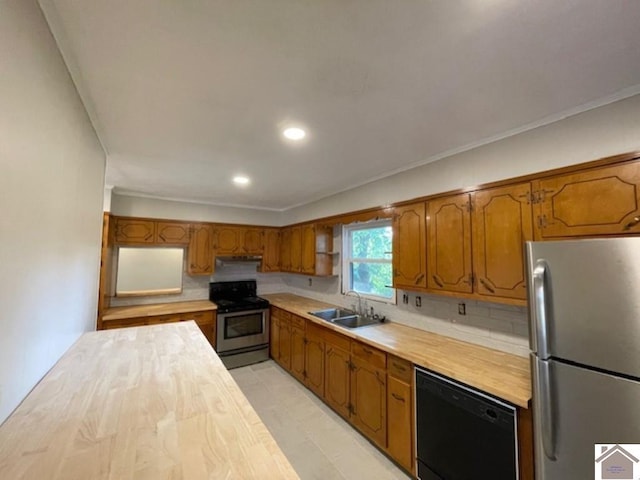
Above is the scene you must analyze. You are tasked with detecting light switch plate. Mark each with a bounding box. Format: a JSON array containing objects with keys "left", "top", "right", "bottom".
[
  {"left": 458, "top": 303, "right": 466, "bottom": 315},
  {"left": 415, "top": 296, "right": 421, "bottom": 307}
]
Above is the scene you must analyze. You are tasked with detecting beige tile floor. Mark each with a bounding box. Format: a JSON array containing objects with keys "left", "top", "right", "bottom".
[{"left": 230, "top": 360, "right": 412, "bottom": 480}]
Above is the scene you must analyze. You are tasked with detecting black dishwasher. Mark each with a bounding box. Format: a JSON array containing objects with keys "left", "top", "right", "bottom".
[{"left": 415, "top": 367, "right": 518, "bottom": 480}]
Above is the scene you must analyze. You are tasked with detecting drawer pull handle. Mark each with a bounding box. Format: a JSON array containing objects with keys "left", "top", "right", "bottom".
[
  {"left": 415, "top": 273, "right": 425, "bottom": 285},
  {"left": 432, "top": 275, "right": 444, "bottom": 288},
  {"left": 391, "top": 393, "right": 405, "bottom": 403},
  {"left": 362, "top": 347, "right": 373, "bottom": 355},
  {"left": 392, "top": 362, "right": 407, "bottom": 372},
  {"left": 623, "top": 216, "right": 640, "bottom": 230}
]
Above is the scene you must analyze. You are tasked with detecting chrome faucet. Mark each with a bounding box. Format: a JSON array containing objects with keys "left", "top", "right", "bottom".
[{"left": 345, "top": 290, "right": 363, "bottom": 315}]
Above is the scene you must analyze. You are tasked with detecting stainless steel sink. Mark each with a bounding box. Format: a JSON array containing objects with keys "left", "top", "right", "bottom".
[
  {"left": 308, "top": 308, "right": 356, "bottom": 321},
  {"left": 308, "top": 308, "right": 383, "bottom": 329},
  {"left": 332, "top": 315, "right": 382, "bottom": 329}
]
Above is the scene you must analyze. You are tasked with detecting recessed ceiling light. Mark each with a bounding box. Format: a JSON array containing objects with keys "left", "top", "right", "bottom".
[
  {"left": 233, "top": 175, "right": 250, "bottom": 185},
  {"left": 283, "top": 127, "right": 306, "bottom": 140}
]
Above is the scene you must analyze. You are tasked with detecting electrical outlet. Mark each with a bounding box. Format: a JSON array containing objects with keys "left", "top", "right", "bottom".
[
  {"left": 458, "top": 302, "right": 466, "bottom": 315},
  {"left": 308, "top": 278, "right": 312, "bottom": 287},
  {"left": 415, "top": 296, "right": 422, "bottom": 307},
  {"left": 403, "top": 293, "right": 409, "bottom": 304}
]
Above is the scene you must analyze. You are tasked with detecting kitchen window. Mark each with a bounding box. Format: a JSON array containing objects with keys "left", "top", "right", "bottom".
[{"left": 342, "top": 220, "right": 395, "bottom": 303}]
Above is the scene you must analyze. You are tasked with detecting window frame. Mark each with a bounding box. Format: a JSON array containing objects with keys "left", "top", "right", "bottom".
[{"left": 341, "top": 219, "right": 396, "bottom": 304}]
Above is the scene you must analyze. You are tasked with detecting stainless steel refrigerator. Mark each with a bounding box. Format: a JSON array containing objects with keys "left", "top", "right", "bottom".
[{"left": 526, "top": 238, "right": 640, "bottom": 479}]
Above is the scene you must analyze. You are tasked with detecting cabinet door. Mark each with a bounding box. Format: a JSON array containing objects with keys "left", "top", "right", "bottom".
[
  {"left": 387, "top": 376, "right": 413, "bottom": 473},
  {"left": 114, "top": 218, "right": 155, "bottom": 244},
  {"left": 324, "top": 344, "right": 351, "bottom": 419},
  {"left": 427, "top": 194, "right": 473, "bottom": 293},
  {"left": 290, "top": 226, "right": 302, "bottom": 272},
  {"left": 187, "top": 224, "right": 213, "bottom": 275},
  {"left": 280, "top": 228, "right": 292, "bottom": 272},
  {"left": 350, "top": 356, "right": 387, "bottom": 449},
  {"left": 270, "top": 314, "right": 280, "bottom": 361},
  {"left": 214, "top": 226, "right": 243, "bottom": 254},
  {"left": 472, "top": 183, "right": 534, "bottom": 300},
  {"left": 305, "top": 330, "right": 325, "bottom": 398},
  {"left": 243, "top": 228, "right": 264, "bottom": 254},
  {"left": 278, "top": 319, "right": 292, "bottom": 370},
  {"left": 156, "top": 222, "right": 190, "bottom": 244},
  {"left": 290, "top": 326, "right": 306, "bottom": 382},
  {"left": 262, "top": 228, "right": 280, "bottom": 272},
  {"left": 300, "top": 224, "right": 316, "bottom": 274},
  {"left": 533, "top": 160, "right": 640, "bottom": 238},
  {"left": 393, "top": 203, "right": 427, "bottom": 289}
]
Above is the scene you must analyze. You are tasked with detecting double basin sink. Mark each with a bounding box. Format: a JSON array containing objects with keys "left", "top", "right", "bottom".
[{"left": 308, "top": 308, "right": 383, "bottom": 329}]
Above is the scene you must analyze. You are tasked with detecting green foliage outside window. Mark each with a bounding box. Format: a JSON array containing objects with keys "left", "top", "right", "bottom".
[{"left": 347, "top": 225, "right": 393, "bottom": 299}]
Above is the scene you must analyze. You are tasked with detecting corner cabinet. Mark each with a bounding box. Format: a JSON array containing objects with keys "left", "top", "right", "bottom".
[
  {"left": 187, "top": 223, "right": 214, "bottom": 275},
  {"left": 392, "top": 202, "right": 427, "bottom": 289},
  {"left": 533, "top": 160, "right": 640, "bottom": 238},
  {"left": 261, "top": 228, "right": 280, "bottom": 272},
  {"left": 280, "top": 223, "right": 333, "bottom": 276}
]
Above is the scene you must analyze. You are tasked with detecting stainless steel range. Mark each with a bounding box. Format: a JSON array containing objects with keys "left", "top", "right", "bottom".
[{"left": 209, "top": 280, "right": 270, "bottom": 369}]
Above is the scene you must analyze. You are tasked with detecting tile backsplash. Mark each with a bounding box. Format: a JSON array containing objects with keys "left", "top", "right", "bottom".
[{"left": 110, "top": 261, "right": 529, "bottom": 357}]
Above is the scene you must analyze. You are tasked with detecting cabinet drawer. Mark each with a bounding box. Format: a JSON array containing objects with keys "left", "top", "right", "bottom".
[
  {"left": 318, "top": 327, "right": 351, "bottom": 351},
  {"left": 352, "top": 341, "right": 386, "bottom": 369},
  {"left": 388, "top": 355, "right": 413, "bottom": 383},
  {"left": 177, "top": 310, "right": 214, "bottom": 325},
  {"left": 291, "top": 314, "right": 306, "bottom": 330},
  {"left": 271, "top": 307, "right": 292, "bottom": 321}
]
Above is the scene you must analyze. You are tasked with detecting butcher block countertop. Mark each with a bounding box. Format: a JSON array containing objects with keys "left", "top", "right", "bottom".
[
  {"left": 0, "top": 322, "right": 299, "bottom": 480},
  {"left": 263, "top": 293, "right": 532, "bottom": 408},
  {"left": 102, "top": 300, "right": 217, "bottom": 321}
]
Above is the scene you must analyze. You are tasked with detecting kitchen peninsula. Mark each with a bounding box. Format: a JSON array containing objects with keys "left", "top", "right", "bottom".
[{"left": 0, "top": 322, "right": 299, "bottom": 480}]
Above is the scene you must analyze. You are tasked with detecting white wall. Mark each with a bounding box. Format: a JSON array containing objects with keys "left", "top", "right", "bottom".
[
  {"left": 111, "top": 193, "right": 284, "bottom": 226},
  {"left": 286, "top": 94, "right": 640, "bottom": 223},
  {"left": 0, "top": 0, "right": 105, "bottom": 423}
]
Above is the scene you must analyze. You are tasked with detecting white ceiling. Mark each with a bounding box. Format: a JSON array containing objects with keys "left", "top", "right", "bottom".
[{"left": 41, "top": 0, "right": 640, "bottom": 211}]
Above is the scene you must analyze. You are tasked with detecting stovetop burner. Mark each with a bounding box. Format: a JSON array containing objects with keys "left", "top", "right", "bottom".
[{"left": 209, "top": 280, "right": 269, "bottom": 313}]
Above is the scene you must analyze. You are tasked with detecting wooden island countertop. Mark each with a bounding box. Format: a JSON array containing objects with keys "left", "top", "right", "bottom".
[
  {"left": 263, "top": 293, "right": 532, "bottom": 408},
  {"left": 0, "top": 322, "right": 299, "bottom": 480}
]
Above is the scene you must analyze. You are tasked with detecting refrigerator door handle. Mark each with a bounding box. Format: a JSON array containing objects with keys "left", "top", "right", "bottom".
[
  {"left": 533, "top": 260, "right": 551, "bottom": 359},
  {"left": 538, "top": 359, "right": 557, "bottom": 461}
]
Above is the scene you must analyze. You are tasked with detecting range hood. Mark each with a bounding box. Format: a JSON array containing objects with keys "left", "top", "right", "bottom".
[{"left": 215, "top": 255, "right": 262, "bottom": 267}]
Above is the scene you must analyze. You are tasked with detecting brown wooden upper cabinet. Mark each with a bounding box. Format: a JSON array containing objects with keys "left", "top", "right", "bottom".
[
  {"left": 156, "top": 222, "right": 191, "bottom": 244},
  {"left": 426, "top": 194, "right": 473, "bottom": 293},
  {"left": 533, "top": 160, "right": 640, "bottom": 239},
  {"left": 392, "top": 202, "right": 427, "bottom": 289},
  {"left": 280, "top": 224, "right": 333, "bottom": 276},
  {"left": 261, "top": 228, "right": 280, "bottom": 272},
  {"left": 187, "top": 223, "right": 214, "bottom": 275},
  {"left": 213, "top": 226, "right": 265, "bottom": 255},
  {"left": 280, "top": 228, "right": 292, "bottom": 271},
  {"left": 471, "top": 182, "right": 534, "bottom": 301},
  {"left": 114, "top": 218, "right": 190, "bottom": 245}
]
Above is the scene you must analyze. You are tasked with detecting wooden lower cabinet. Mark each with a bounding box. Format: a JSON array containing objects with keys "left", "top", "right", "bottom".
[
  {"left": 278, "top": 317, "right": 292, "bottom": 370},
  {"left": 324, "top": 343, "right": 352, "bottom": 419},
  {"left": 387, "top": 355, "right": 414, "bottom": 473},
  {"left": 290, "top": 323, "right": 306, "bottom": 383},
  {"left": 350, "top": 354, "right": 387, "bottom": 449},
  {"left": 102, "top": 310, "right": 216, "bottom": 348},
  {"left": 270, "top": 314, "right": 280, "bottom": 361},
  {"left": 305, "top": 327, "right": 325, "bottom": 397}
]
